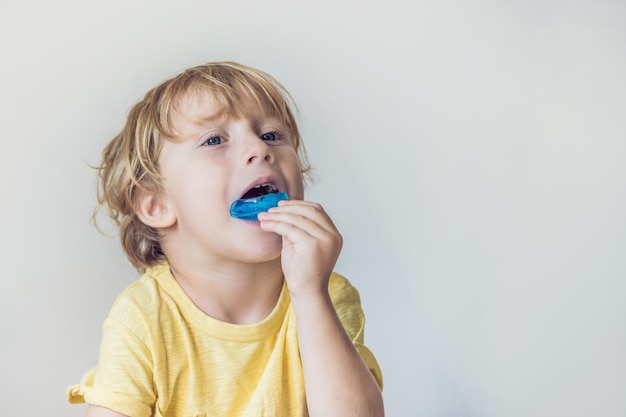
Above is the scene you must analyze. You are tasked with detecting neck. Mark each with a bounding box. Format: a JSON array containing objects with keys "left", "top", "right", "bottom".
[{"left": 168, "top": 257, "right": 284, "bottom": 325}]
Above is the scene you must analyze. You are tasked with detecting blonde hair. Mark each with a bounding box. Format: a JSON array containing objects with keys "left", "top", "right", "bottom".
[{"left": 94, "top": 62, "right": 311, "bottom": 270}]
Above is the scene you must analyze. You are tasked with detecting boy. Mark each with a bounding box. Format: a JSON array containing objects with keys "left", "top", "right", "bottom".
[{"left": 67, "top": 62, "right": 384, "bottom": 417}]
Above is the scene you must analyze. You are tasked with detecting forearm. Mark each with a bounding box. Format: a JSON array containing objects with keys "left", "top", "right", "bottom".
[
  {"left": 258, "top": 200, "right": 383, "bottom": 414},
  {"left": 292, "top": 290, "right": 384, "bottom": 417}
]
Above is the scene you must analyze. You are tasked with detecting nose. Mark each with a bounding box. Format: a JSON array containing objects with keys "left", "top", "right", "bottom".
[{"left": 242, "top": 135, "right": 274, "bottom": 165}]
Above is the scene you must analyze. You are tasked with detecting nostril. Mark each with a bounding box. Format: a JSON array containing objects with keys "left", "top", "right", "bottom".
[
  {"left": 247, "top": 154, "right": 272, "bottom": 163},
  {"left": 245, "top": 141, "right": 274, "bottom": 163}
]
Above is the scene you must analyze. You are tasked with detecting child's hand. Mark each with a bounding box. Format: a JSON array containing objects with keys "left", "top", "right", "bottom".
[
  {"left": 258, "top": 200, "right": 342, "bottom": 298},
  {"left": 259, "top": 201, "right": 384, "bottom": 417}
]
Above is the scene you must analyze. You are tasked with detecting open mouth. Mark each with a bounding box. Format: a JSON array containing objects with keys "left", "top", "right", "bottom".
[
  {"left": 240, "top": 183, "right": 279, "bottom": 200},
  {"left": 230, "top": 182, "right": 288, "bottom": 220}
]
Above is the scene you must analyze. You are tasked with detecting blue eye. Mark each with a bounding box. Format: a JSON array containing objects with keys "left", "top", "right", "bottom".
[
  {"left": 261, "top": 131, "right": 279, "bottom": 141},
  {"left": 203, "top": 135, "right": 222, "bottom": 146}
]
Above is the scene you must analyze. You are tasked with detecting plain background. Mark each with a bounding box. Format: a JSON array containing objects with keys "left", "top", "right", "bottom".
[{"left": 1, "top": 0, "right": 624, "bottom": 416}]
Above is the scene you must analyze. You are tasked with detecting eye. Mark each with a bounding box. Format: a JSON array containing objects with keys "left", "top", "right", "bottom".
[
  {"left": 202, "top": 135, "right": 223, "bottom": 146},
  {"left": 260, "top": 131, "right": 281, "bottom": 141}
]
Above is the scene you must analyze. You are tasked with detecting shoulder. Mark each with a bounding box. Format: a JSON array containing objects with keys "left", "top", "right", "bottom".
[
  {"left": 110, "top": 268, "right": 163, "bottom": 312},
  {"left": 328, "top": 272, "right": 366, "bottom": 339},
  {"left": 328, "top": 271, "right": 362, "bottom": 307},
  {"left": 105, "top": 265, "right": 172, "bottom": 335}
]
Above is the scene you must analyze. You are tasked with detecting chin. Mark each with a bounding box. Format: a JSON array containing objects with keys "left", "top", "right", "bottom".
[{"left": 242, "top": 232, "right": 283, "bottom": 260}]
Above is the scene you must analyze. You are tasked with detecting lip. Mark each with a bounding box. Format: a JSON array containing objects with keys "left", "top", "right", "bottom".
[{"left": 237, "top": 174, "right": 285, "bottom": 200}]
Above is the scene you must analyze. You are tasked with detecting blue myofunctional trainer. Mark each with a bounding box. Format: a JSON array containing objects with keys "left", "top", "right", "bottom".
[{"left": 230, "top": 191, "right": 288, "bottom": 221}]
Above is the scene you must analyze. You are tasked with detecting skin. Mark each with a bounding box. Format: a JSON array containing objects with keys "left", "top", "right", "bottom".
[{"left": 85, "top": 93, "right": 384, "bottom": 417}]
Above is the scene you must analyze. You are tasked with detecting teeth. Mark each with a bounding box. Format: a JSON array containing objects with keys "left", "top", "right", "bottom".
[
  {"left": 254, "top": 183, "right": 277, "bottom": 192},
  {"left": 240, "top": 182, "right": 278, "bottom": 200}
]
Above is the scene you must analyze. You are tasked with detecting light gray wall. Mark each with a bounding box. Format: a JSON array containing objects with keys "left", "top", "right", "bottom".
[{"left": 1, "top": 1, "right": 624, "bottom": 416}]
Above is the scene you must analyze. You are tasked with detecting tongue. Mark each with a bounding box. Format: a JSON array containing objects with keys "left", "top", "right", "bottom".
[{"left": 241, "top": 185, "right": 275, "bottom": 199}]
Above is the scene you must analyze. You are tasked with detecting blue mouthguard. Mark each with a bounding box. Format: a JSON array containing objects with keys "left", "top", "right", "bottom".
[{"left": 229, "top": 192, "right": 289, "bottom": 220}]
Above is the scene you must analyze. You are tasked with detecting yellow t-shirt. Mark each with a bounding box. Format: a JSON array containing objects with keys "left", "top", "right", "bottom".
[{"left": 67, "top": 264, "right": 382, "bottom": 417}]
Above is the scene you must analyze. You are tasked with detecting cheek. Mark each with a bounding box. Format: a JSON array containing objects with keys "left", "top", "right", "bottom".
[
  {"left": 163, "top": 168, "right": 222, "bottom": 212},
  {"left": 291, "top": 170, "right": 305, "bottom": 200},
  {"left": 278, "top": 148, "right": 305, "bottom": 199}
]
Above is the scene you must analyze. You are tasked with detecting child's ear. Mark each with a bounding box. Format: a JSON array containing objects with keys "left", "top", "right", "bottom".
[{"left": 134, "top": 189, "right": 176, "bottom": 229}]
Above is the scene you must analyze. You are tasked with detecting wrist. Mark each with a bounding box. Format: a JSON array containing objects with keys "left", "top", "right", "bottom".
[{"left": 287, "top": 285, "right": 332, "bottom": 311}]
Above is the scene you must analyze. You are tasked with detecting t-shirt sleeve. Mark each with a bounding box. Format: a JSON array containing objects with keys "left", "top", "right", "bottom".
[
  {"left": 67, "top": 298, "right": 156, "bottom": 417},
  {"left": 328, "top": 273, "right": 384, "bottom": 389}
]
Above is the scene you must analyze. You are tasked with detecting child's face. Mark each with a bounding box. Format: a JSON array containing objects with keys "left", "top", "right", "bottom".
[{"left": 155, "top": 93, "right": 305, "bottom": 266}]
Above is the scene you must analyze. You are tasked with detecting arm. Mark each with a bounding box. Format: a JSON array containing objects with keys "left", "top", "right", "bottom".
[
  {"left": 258, "top": 201, "right": 384, "bottom": 417},
  {"left": 72, "top": 307, "right": 155, "bottom": 417},
  {"left": 291, "top": 285, "right": 384, "bottom": 417}
]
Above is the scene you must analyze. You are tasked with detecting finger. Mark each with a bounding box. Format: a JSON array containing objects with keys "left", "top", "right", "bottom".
[
  {"left": 258, "top": 218, "right": 318, "bottom": 243},
  {"left": 266, "top": 201, "right": 338, "bottom": 234},
  {"left": 259, "top": 213, "right": 325, "bottom": 241},
  {"left": 259, "top": 210, "right": 334, "bottom": 240},
  {"left": 260, "top": 213, "right": 343, "bottom": 256}
]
